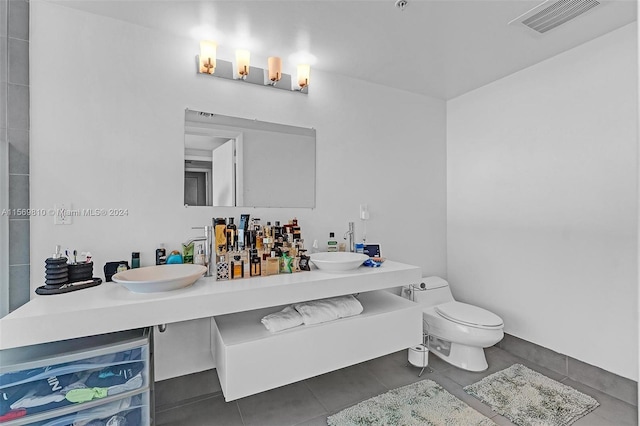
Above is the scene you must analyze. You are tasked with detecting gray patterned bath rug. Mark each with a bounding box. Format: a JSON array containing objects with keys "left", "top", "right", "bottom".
[
  {"left": 464, "top": 364, "right": 599, "bottom": 426},
  {"left": 327, "top": 379, "right": 495, "bottom": 426}
]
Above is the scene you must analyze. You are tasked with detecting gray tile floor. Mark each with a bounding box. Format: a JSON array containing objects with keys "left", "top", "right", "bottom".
[{"left": 155, "top": 346, "right": 637, "bottom": 426}]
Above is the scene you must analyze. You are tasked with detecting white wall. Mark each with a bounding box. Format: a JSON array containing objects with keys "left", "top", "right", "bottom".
[
  {"left": 29, "top": 2, "right": 447, "bottom": 380},
  {"left": 447, "top": 23, "right": 638, "bottom": 380}
]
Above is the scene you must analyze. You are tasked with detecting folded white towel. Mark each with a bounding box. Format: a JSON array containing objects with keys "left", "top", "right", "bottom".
[
  {"left": 293, "top": 295, "right": 363, "bottom": 325},
  {"left": 261, "top": 306, "right": 304, "bottom": 333}
]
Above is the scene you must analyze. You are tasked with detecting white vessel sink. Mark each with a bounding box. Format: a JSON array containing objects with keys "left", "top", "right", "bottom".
[
  {"left": 112, "top": 264, "right": 207, "bottom": 293},
  {"left": 309, "top": 252, "right": 369, "bottom": 272}
]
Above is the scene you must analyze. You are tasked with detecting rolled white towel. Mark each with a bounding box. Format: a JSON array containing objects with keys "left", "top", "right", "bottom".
[
  {"left": 293, "top": 295, "right": 363, "bottom": 325},
  {"left": 261, "top": 306, "right": 304, "bottom": 333}
]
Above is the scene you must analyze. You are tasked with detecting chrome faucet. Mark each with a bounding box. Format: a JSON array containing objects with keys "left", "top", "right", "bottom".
[
  {"left": 344, "top": 222, "right": 355, "bottom": 252},
  {"left": 186, "top": 225, "right": 213, "bottom": 277}
]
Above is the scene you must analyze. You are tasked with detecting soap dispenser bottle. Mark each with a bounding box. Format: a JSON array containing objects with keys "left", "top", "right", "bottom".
[
  {"left": 327, "top": 233, "right": 338, "bottom": 252},
  {"left": 195, "top": 245, "right": 206, "bottom": 266}
]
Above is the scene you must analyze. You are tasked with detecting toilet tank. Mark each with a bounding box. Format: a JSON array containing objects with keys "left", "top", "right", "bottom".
[{"left": 411, "top": 276, "right": 454, "bottom": 307}]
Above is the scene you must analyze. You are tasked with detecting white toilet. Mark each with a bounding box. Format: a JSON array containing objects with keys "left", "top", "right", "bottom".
[{"left": 408, "top": 276, "right": 504, "bottom": 372}]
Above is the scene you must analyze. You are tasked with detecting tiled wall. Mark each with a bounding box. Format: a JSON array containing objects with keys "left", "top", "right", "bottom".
[
  {"left": 5, "top": 0, "right": 30, "bottom": 312},
  {"left": 498, "top": 334, "right": 638, "bottom": 407}
]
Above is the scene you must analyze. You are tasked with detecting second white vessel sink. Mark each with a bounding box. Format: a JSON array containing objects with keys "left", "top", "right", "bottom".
[
  {"left": 112, "top": 264, "right": 207, "bottom": 293},
  {"left": 309, "top": 252, "right": 369, "bottom": 272}
]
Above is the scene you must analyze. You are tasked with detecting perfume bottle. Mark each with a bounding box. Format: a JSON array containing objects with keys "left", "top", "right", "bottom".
[
  {"left": 280, "top": 251, "right": 294, "bottom": 273},
  {"left": 238, "top": 214, "right": 250, "bottom": 248},
  {"left": 284, "top": 222, "right": 293, "bottom": 237},
  {"left": 298, "top": 249, "right": 311, "bottom": 271},
  {"left": 261, "top": 252, "right": 268, "bottom": 276},
  {"left": 216, "top": 255, "right": 229, "bottom": 281},
  {"left": 226, "top": 218, "right": 237, "bottom": 252},
  {"left": 214, "top": 218, "right": 227, "bottom": 254},
  {"left": 256, "top": 232, "right": 264, "bottom": 251},
  {"left": 274, "top": 221, "right": 282, "bottom": 240},
  {"left": 231, "top": 255, "right": 244, "bottom": 279},
  {"left": 131, "top": 252, "right": 140, "bottom": 269},
  {"left": 156, "top": 243, "right": 167, "bottom": 265},
  {"left": 262, "top": 237, "right": 271, "bottom": 259},
  {"left": 293, "top": 221, "right": 301, "bottom": 242},
  {"left": 265, "top": 256, "right": 280, "bottom": 276},
  {"left": 250, "top": 250, "right": 262, "bottom": 277}
]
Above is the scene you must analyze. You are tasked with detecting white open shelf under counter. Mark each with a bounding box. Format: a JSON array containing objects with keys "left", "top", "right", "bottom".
[{"left": 212, "top": 290, "right": 422, "bottom": 401}]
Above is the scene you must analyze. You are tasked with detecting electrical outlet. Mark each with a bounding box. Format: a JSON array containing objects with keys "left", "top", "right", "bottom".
[
  {"left": 360, "top": 204, "right": 370, "bottom": 220},
  {"left": 54, "top": 203, "right": 73, "bottom": 225}
]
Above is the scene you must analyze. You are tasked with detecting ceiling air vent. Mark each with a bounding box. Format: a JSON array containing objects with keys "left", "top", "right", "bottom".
[{"left": 509, "top": 0, "right": 602, "bottom": 34}]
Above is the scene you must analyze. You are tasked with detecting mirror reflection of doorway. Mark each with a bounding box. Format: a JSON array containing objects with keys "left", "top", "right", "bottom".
[
  {"left": 184, "top": 132, "right": 232, "bottom": 206},
  {"left": 184, "top": 128, "right": 238, "bottom": 207},
  {"left": 184, "top": 171, "right": 208, "bottom": 206}
]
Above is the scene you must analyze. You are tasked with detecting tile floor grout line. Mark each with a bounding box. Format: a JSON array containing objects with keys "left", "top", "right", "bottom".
[
  {"left": 235, "top": 400, "right": 246, "bottom": 426},
  {"left": 155, "top": 393, "right": 221, "bottom": 413},
  {"left": 366, "top": 365, "right": 395, "bottom": 391},
  {"left": 302, "top": 378, "right": 331, "bottom": 415}
]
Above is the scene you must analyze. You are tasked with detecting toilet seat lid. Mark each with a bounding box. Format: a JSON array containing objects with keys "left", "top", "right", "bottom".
[{"left": 435, "top": 302, "right": 503, "bottom": 329}]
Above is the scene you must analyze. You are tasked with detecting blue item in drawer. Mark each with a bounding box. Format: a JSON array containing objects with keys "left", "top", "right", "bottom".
[
  {"left": 1, "top": 372, "right": 80, "bottom": 415},
  {"left": 123, "top": 407, "right": 142, "bottom": 426},
  {"left": 85, "top": 362, "right": 144, "bottom": 387},
  {"left": 0, "top": 348, "right": 142, "bottom": 388}
]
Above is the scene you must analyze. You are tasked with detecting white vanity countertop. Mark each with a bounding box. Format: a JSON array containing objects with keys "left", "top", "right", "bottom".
[{"left": 0, "top": 261, "right": 421, "bottom": 350}]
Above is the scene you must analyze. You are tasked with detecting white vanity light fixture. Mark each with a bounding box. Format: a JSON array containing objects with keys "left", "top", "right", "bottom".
[
  {"left": 268, "top": 56, "right": 282, "bottom": 85},
  {"left": 199, "top": 40, "right": 218, "bottom": 74},
  {"left": 236, "top": 49, "right": 251, "bottom": 79},
  {"left": 196, "top": 41, "right": 309, "bottom": 94}
]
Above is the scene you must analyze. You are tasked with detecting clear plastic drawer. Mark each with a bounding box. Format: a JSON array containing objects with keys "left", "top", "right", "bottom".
[
  {"left": 0, "top": 329, "right": 150, "bottom": 426},
  {"left": 31, "top": 391, "right": 149, "bottom": 426}
]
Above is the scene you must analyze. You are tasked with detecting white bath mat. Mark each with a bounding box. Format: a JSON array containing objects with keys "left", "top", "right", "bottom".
[
  {"left": 464, "top": 364, "right": 599, "bottom": 426},
  {"left": 327, "top": 379, "right": 495, "bottom": 426}
]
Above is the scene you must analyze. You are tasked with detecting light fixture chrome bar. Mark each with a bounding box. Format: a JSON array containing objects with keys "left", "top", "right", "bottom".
[{"left": 196, "top": 57, "right": 309, "bottom": 94}]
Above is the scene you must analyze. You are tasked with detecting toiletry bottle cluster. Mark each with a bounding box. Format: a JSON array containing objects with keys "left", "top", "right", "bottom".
[
  {"left": 192, "top": 215, "right": 309, "bottom": 281},
  {"left": 155, "top": 243, "right": 188, "bottom": 265}
]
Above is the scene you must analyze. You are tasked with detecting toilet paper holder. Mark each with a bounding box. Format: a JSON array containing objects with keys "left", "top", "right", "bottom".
[{"left": 408, "top": 333, "right": 430, "bottom": 377}]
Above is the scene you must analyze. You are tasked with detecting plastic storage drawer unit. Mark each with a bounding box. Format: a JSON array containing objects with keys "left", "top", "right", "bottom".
[{"left": 0, "top": 329, "right": 151, "bottom": 426}]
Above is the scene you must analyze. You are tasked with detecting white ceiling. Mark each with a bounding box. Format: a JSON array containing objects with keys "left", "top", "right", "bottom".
[{"left": 52, "top": 0, "right": 637, "bottom": 99}]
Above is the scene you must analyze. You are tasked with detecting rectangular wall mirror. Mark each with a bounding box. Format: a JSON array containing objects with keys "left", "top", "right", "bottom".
[{"left": 184, "top": 109, "right": 316, "bottom": 208}]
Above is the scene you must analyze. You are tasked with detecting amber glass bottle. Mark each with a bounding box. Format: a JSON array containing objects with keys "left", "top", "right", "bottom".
[
  {"left": 214, "top": 218, "right": 227, "bottom": 254},
  {"left": 231, "top": 255, "right": 244, "bottom": 279}
]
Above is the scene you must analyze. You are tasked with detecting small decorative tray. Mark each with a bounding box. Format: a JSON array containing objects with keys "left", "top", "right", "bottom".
[{"left": 35, "top": 278, "right": 102, "bottom": 295}]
